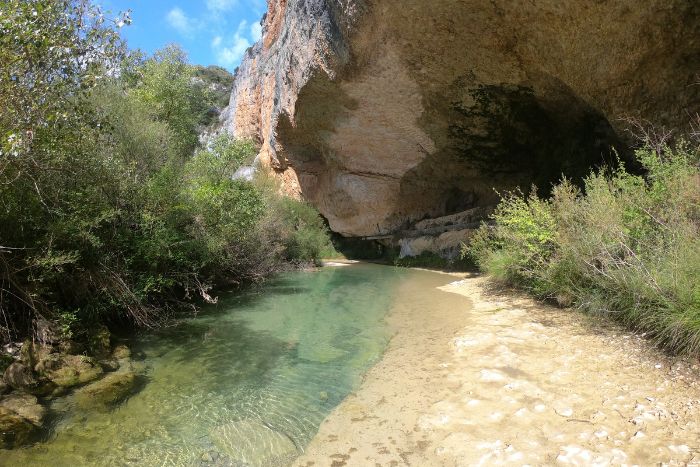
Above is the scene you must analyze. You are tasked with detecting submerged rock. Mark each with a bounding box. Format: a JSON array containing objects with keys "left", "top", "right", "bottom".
[
  {"left": 0, "top": 407, "right": 35, "bottom": 449},
  {"left": 297, "top": 341, "right": 346, "bottom": 363},
  {"left": 0, "top": 393, "right": 46, "bottom": 426},
  {"left": 210, "top": 419, "right": 299, "bottom": 467},
  {"left": 0, "top": 392, "right": 46, "bottom": 449},
  {"left": 74, "top": 369, "right": 137, "bottom": 410}
]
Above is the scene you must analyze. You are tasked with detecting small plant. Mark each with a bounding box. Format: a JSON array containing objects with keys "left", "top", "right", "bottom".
[{"left": 464, "top": 140, "right": 700, "bottom": 355}]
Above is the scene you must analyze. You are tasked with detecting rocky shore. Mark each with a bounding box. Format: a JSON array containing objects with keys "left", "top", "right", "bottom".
[{"left": 0, "top": 325, "right": 143, "bottom": 449}]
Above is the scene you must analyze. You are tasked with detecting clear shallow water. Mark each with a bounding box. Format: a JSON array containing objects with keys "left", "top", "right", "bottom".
[{"left": 3, "top": 263, "right": 406, "bottom": 467}]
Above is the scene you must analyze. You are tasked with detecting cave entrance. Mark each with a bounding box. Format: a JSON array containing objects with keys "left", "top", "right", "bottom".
[{"left": 396, "top": 81, "right": 629, "bottom": 230}]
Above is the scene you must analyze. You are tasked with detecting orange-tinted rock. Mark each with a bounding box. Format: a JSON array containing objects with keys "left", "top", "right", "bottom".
[{"left": 225, "top": 0, "right": 699, "bottom": 238}]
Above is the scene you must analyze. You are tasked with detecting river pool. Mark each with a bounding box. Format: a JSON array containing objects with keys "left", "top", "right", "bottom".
[{"left": 2, "top": 263, "right": 407, "bottom": 466}]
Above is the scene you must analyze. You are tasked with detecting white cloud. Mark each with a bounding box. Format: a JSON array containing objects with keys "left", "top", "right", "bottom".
[
  {"left": 215, "top": 36, "right": 250, "bottom": 68},
  {"left": 250, "top": 21, "right": 262, "bottom": 42},
  {"left": 206, "top": 0, "right": 238, "bottom": 12},
  {"left": 212, "top": 20, "right": 253, "bottom": 68},
  {"left": 166, "top": 8, "right": 195, "bottom": 36}
]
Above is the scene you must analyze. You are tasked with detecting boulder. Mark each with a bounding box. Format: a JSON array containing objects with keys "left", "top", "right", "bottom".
[
  {"left": 34, "top": 317, "right": 60, "bottom": 345},
  {"left": 58, "top": 339, "right": 84, "bottom": 355},
  {"left": 224, "top": 0, "right": 700, "bottom": 239},
  {"left": 19, "top": 340, "right": 36, "bottom": 368},
  {"left": 0, "top": 392, "right": 46, "bottom": 449},
  {"left": 98, "top": 358, "right": 120, "bottom": 372},
  {"left": 0, "top": 353, "right": 14, "bottom": 374},
  {"left": 0, "top": 393, "right": 46, "bottom": 426}
]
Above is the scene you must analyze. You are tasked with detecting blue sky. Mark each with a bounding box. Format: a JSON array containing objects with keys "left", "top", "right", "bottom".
[{"left": 101, "top": 0, "right": 267, "bottom": 70}]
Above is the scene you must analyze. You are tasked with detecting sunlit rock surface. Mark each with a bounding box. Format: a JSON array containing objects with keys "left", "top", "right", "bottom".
[{"left": 225, "top": 0, "right": 700, "bottom": 237}]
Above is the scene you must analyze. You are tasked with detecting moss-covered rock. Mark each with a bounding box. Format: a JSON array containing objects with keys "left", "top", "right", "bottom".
[
  {"left": 34, "top": 317, "right": 60, "bottom": 345},
  {"left": 19, "top": 340, "right": 36, "bottom": 368},
  {"left": 111, "top": 345, "right": 131, "bottom": 360},
  {"left": 0, "top": 353, "right": 14, "bottom": 374},
  {"left": 98, "top": 358, "right": 120, "bottom": 372},
  {"left": 88, "top": 324, "right": 111, "bottom": 358},
  {"left": 58, "top": 340, "right": 84, "bottom": 355},
  {"left": 44, "top": 355, "right": 103, "bottom": 389}
]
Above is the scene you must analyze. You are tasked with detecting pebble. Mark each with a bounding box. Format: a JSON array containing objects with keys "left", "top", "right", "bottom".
[
  {"left": 480, "top": 369, "right": 506, "bottom": 382},
  {"left": 556, "top": 408, "right": 573, "bottom": 417},
  {"left": 669, "top": 445, "right": 690, "bottom": 455}
]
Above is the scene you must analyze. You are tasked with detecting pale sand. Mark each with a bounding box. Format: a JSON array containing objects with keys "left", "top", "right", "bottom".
[{"left": 293, "top": 271, "right": 700, "bottom": 466}]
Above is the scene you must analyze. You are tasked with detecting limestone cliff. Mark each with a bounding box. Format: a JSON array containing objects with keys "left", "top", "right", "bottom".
[{"left": 224, "top": 0, "right": 700, "bottom": 238}]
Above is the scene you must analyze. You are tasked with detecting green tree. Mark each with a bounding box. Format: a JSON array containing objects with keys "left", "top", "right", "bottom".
[{"left": 129, "top": 45, "right": 204, "bottom": 157}]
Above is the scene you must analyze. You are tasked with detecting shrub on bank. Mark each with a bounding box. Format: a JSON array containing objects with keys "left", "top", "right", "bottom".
[
  {"left": 0, "top": 0, "right": 333, "bottom": 343},
  {"left": 465, "top": 142, "right": 700, "bottom": 355}
]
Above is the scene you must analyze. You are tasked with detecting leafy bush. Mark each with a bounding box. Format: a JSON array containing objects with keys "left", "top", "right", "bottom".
[
  {"left": 0, "top": 1, "right": 335, "bottom": 342},
  {"left": 465, "top": 141, "right": 700, "bottom": 355},
  {"left": 468, "top": 190, "right": 556, "bottom": 291},
  {"left": 256, "top": 176, "right": 336, "bottom": 266}
]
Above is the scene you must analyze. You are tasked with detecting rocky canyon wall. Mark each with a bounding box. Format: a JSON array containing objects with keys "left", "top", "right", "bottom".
[{"left": 224, "top": 0, "right": 700, "bottom": 238}]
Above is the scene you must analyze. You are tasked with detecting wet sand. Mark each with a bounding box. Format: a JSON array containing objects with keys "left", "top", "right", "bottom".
[{"left": 293, "top": 271, "right": 700, "bottom": 466}]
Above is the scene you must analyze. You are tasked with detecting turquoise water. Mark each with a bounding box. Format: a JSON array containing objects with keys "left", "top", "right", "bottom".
[{"left": 3, "top": 263, "right": 406, "bottom": 466}]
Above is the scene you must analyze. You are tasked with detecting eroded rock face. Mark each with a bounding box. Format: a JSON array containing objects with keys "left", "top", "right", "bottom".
[{"left": 225, "top": 0, "right": 700, "bottom": 237}]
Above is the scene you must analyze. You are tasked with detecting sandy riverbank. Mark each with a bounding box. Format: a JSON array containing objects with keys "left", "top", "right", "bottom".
[{"left": 293, "top": 271, "right": 700, "bottom": 466}]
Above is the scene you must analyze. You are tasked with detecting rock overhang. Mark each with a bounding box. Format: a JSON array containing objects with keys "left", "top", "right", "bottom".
[{"left": 224, "top": 0, "right": 700, "bottom": 238}]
